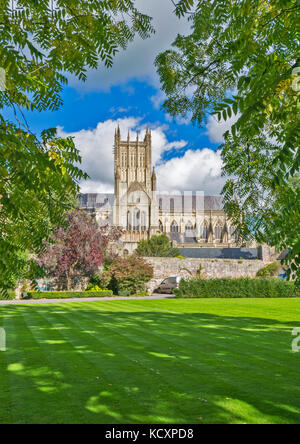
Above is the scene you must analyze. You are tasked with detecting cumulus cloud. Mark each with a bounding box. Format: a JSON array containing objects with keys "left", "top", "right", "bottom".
[
  {"left": 57, "top": 118, "right": 188, "bottom": 193},
  {"left": 206, "top": 113, "right": 241, "bottom": 144},
  {"left": 58, "top": 118, "right": 224, "bottom": 195},
  {"left": 156, "top": 149, "right": 225, "bottom": 195},
  {"left": 68, "top": 0, "right": 191, "bottom": 92}
]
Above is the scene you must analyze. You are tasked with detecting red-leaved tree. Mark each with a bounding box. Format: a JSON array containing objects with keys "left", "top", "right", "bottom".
[{"left": 37, "top": 209, "right": 122, "bottom": 290}]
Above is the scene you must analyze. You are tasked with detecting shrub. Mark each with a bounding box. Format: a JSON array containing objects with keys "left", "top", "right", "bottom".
[
  {"left": 174, "top": 277, "right": 300, "bottom": 299},
  {"left": 86, "top": 284, "right": 103, "bottom": 291},
  {"left": 132, "top": 291, "right": 149, "bottom": 297},
  {"left": 257, "top": 262, "right": 282, "bottom": 278},
  {"left": 100, "top": 257, "right": 153, "bottom": 296},
  {"left": 25, "top": 290, "right": 114, "bottom": 299},
  {"left": 135, "top": 234, "right": 180, "bottom": 257}
]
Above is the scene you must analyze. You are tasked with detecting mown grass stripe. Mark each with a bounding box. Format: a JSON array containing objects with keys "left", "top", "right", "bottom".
[
  {"left": 0, "top": 300, "right": 299, "bottom": 424},
  {"left": 47, "top": 302, "right": 300, "bottom": 424},
  {"left": 31, "top": 304, "right": 185, "bottom": 424}
]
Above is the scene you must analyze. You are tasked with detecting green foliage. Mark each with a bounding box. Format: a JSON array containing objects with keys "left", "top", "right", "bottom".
[
  {"left": 25, "top": 290, "right": 114, "bottom": 299},
  {"left": 257, "top": 262, "right": 282, "bottom": 278},
  {"left": 86, "top": 284, "right": 103, "bottom": 291},
  {"left": 132, "top": 291, "right": 149, "bottom": 297},
  {"left": 0, "top": 1, "right": 153, "bottom": 291},
  {"left": 0, "top": 289, "right": 15, "bottom": 300},
  {"left": 99, "top": 256, "right": 153, "bottom": 295},
  {"left": 174, "top": 277, "right": 300, "bottom": 299},
  {"left": 156, "top": 0, "right": 300, "bottom": 280},
  {"left": 136, "top": 234, "right": 181, "bottom": 257}
]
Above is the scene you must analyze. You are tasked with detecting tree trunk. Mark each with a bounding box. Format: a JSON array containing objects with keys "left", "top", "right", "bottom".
[{"left": 15, "top": 282, "right": 23, "bottom": 300}]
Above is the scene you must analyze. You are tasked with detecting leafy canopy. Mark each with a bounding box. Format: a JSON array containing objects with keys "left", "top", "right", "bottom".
[
  {"left": 136, "top": 233, "right": 181, "bottom": 257},
  {"left": 157, "top": 0, "right": 300, "bottom": 279},
  {"left": 36, "top": 209, "right": 122, "bottom": 291},
  {"left": 0, "top": 0, "right": 153, "bottom": 290}
]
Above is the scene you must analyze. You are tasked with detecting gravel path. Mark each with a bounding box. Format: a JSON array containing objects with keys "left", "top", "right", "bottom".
[{"left": 0, "top": 294, "right": 175, "bottom": 306}]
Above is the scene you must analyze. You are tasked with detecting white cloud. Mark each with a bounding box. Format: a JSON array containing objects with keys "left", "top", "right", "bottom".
[
  {"left": 58, "top": 118, "right": 224, "bottom": 195},
  {"left": 68, "top": 0, "right": 191, "bottom": 92},
  {"left": 57, "top": 118, "right": 188, "bottom": 193},
  {"left": 157, "top": 149, "right": 225, "bottom": 195},
  {"left": 206, "top": 113, "right": 241, "bottom": 144}
]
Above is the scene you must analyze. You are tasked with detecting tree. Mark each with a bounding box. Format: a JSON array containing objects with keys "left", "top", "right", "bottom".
[
  {"left": 221, "top": 137, "right": 300, "bottom": 281},
  {"left": 0, "top": 1, "right": 154, "bottom": 290},
  {"left": 136, "top": 233, "right": 181, "bottom": 257},
  {"left": 98, "top": 256, "right": 154, "bottom": 296},
  {"left": 156, "top": 0, "right": 300, "bottom": 279},
  {"left": 36, "top": 210, "right": 122, "bottom": 290}
]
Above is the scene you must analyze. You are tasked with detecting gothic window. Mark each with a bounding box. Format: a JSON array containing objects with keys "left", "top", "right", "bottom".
[
  {"left": 141, "top": 212, "right": 147, "bottom": 231},
  {"left": 131, "top": 154, "right": 135, "bottom": 167},
  {"left": 127, "top": 211, "right": 132, "bottom": 231},
  {"left": 159, "top": 220, "right": 164, "bottom": 232},
  {"left": 185, "top": 221, "right": 194, "bottom": 232},
  {"left": 133, "top": 208, "right": 140, "bottom": 230},
  {"left": 214, "top": 223, "right": 223, "bottom": 240},
  {"left": 200, "top": 223, "right": 208, "bottom": 240},
  {"left": 170, "top": 220, "right": 178, "bottom": 233},
  {"left": 121, "top": 153, "right": 127, "bottom": 167},
  {"left": 159, "top": 198, "right": 163, "bottom": 210},
  {"left": 170, "top": 198, "right": 175, "bottom": 213}
]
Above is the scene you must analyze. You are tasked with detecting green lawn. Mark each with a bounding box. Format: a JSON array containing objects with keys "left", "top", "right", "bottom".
[{"left": 0, "top": 298, "right": 300, "bottom": 424}]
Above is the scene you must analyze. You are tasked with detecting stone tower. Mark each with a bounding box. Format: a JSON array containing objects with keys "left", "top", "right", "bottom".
[{"left": 113, "top": 127, "right": 158, "bottom": 249}]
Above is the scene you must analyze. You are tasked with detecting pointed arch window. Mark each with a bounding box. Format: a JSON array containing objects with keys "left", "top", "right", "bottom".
[
  {"left": 122, "top": 152, "right": 127, "bottom": 167},
  {"left": 141, "top": 212, "right": 147, "bottom": 231},
  {"left": 185, "top": 221, "right": 194, "bottom": 233},
  {"left": 159, "top": 198, "right": 163, "bottom": 210},
  {"left": 200, "top": 223, "right": 208, "bottom": 240},
  {"left": 170, "top": 220, "right": 179, "bottom": 233},
  {"left": 170, "top": 198, "right": 175, "bottom": 213},
  {"left": 133, "top": 208, "right": 140, "bottom": 230},
  {"left": 159, "top": 220, "right": 164, "bottom": 232},
  {"left": 214, "top": 223, "right": 223, "bottom": 240},
  {"left": 185, "top": 221, "right": 194, "bottom": 239},
  {"left": 127, "top": 211, "right": 132, "bottom": 231}
]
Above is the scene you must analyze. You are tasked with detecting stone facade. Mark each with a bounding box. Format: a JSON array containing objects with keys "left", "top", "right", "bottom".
[
  {"left": 79, "top": 128, "right": 250, "bottom": 255},
  {"left": 144, "top": 257, "right": 269, "bottom": 293}
]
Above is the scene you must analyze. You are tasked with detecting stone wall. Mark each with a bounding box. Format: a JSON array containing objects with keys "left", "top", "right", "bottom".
[{"left": 144, "top": 257, "right": 269, "bottom": 293}]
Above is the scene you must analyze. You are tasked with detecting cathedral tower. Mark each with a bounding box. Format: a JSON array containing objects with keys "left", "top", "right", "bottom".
[{"left": 113, "top": 127, "right": 158, "bottom": 241}]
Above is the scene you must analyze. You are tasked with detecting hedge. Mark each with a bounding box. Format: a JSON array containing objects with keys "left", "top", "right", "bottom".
[
  {"left": 24, "top": 290, "right": 114, "bottom": 299},
  {"left": 174, "top": 278, "right": 300, "bottom": 299}
]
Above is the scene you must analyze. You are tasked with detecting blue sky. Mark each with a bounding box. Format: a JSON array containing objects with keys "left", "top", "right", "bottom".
[
  {"left": 8, "top": 0, "right": 235, "bottom": 194},
  {"left": 24, "top": 81, "right": 219, "bottom": 162}
]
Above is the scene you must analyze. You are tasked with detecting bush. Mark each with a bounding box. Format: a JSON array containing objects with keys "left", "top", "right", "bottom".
[
  {"left": 136, "top": 234, "right": 180, "bottom": 257},
  {"left": 99, "top": 257, "right": 153, "bottom": 296},
  {"left": 132, "top": 291, "right": 149, "bottom": 297},
  {"left": 174, "top": 277, "right": 300, "bottom": 299},
  {"left": 257, "top": 262, "right": 282, "bottom": 278},
  {"left": 25, "top": 290, "right": 114, "bottom": 299}
]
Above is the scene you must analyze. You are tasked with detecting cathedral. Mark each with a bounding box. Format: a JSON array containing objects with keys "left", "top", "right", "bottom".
[{"left": 79, "top": 127, "right": 242, "bottom": 256}]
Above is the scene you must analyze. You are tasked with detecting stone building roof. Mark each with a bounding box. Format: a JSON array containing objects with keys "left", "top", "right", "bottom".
[
  {"left": 78, "top": 193, "right": 224, "bottom": 211},
  {"left": 78, "top": 193, "right": 114, "bottom": 209},
  {"left": 157, "top": 194, "right": 224, "bottom": 211}
]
